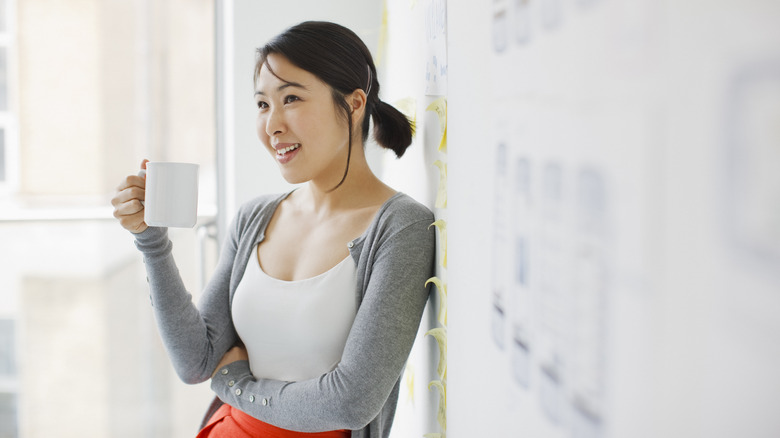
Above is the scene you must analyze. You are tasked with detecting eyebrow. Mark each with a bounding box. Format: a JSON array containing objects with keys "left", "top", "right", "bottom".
[{"left": 254, "top": 81, "right": 307, "bottom": 96}]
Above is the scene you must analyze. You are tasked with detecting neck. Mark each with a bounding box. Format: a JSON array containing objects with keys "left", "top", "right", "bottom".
[{"left": 303, "top": 154, "right": 383, "bottom": 213}]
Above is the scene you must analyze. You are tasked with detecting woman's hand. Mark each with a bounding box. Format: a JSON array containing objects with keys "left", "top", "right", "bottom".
[
  {"left": 111, "top": 159, "right": 149, "bottom": 234},
  {"left": 212, "top": 346, "right": 249, "bottom": 378}
]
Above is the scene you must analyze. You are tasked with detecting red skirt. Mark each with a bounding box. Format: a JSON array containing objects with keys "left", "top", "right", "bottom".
[{"left": 196, "top": 403, "right": 351, "bottom": 438}]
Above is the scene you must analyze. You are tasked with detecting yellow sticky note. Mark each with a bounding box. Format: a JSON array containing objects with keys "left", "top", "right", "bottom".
[
  {"left": 428, "top": 380, "right": 447, "bottom": 431},
  {"left": 429, "top": 219, "right": 447, "bottom": 268},
  {"left": 426, "top": 327, "right": 447, "bottom": 381},
  {"left": 432, "top": 160, "right": 447, "bottom": 209},
  {"left": 426, "top": 277, "right": 448, "bottom": 327},
  {"left": 394, "top": 97, "right": 417, "bottom": 137},
  {"left": 426, "top": 97, "right": 448, "bottom": 152},
  {"left": 403, "top": 364, "right": 415, "bottom": 404}
]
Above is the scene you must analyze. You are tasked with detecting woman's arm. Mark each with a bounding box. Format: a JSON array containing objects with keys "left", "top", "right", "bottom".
[
  {"left": 134, "top": 220, "right": 241, "bottom": 384},
  {"left": 209, "top": 209, "right": 436, "bottom": 431},
  {"left": 112, "top": 160, "right": 242, "bottom": 383}
]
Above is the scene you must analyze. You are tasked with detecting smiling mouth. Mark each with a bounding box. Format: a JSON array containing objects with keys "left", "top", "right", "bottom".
[{"left": 276, "top": 143, "right": 300, "bottom": 156}]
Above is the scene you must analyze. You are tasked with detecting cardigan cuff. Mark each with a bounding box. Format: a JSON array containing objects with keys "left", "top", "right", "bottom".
[
  {"left": 133, "top": 226, "right": 170, "bottom": 256},
  {"left": 210, "top": 361, "right": 276, "bottom": 409}
]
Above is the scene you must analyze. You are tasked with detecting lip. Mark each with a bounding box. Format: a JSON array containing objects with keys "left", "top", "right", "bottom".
[{"left": 273, "top": 142, "right": 300, "bottom": 164}]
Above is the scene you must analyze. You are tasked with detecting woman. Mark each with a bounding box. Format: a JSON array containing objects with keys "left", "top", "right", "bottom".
[{"left": 111, "top": 21, "right": 435, "bottom": 438}]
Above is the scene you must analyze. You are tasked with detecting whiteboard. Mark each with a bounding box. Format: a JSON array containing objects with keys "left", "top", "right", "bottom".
[{"left": 447, "top": 1, "right": 780, "bottom": 437}]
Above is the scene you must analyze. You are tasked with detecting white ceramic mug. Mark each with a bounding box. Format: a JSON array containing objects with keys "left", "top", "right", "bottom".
[{"left": 143, "top": 162, "right": 199, "bottom": 228}]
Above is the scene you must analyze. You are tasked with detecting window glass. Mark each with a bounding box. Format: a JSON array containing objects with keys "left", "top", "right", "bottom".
[
  {"left": 0, "top": 129, "right": 5, "bottom": 182},
  {"left": 0, "top": 319, "right": 13, "bottom": 377},
  {"left": 0, "top": 393, "right": 17, "bottom": 437},
  {"left": 0, "top": 48, "right": 7, "bottom": 112},
  {"left": 0, "top": 318, "right": 15, "bottom": 438},
  {"left": 1, "top": 1, "right": 218, "bottom": 436},
  {"left": 0, "top": 0, "right": 5, "bottom": 34}
]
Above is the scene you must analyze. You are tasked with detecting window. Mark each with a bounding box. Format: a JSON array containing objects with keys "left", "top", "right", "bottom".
[
  {"left": 0, "top": 318, "right": 16, "bottom": 438},
  {"left": 0, "top": 1, "right": 217, "bottom": 436},
  {"left": 0, "top": 0, "right": 12, "bottom": 188},
  {"left": 0, "top": 47, "right": 7, "bottom": 111},
  {"left": 0, "top": 394, "right": 17, "bottom": 438},
  {"left": 0, "top": 1, "right": 15, "bottom": 435}
]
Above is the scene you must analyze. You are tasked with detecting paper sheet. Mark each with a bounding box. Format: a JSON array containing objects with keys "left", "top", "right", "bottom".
[
  {"left": 424, "top": 0, "right": 448, "bottom": 95},
  {"left": 428, "top": 380, "right": 447, "bottom": 431},
  {"left": 433, "top": 160, "right": 448, "bottom": 208},
  {"left": 426, "top": 276, "right": 448, "bottom": 327},
  {"left": 426, "top": 97, "right": 448, "bottom": 152},
  {"left": 429, "top": 219, "right": 448, "bottom": 268},
  {"left": 403, "top": 363, "right": 415, "bottom": 404},
  {"left": 426, "top": 327, "right": 447, "bottom": 380}
]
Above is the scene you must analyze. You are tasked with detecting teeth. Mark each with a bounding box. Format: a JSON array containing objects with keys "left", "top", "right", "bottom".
[{"left": 277, "top": 143, "right": 300, "bottom": 155}]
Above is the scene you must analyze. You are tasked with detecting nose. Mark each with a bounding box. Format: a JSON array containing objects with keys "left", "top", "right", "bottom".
[{"left": 264, "top": 106, "right": 286, "bottom": 137}]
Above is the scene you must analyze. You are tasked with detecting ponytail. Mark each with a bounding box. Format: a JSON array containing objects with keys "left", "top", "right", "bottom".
[{"left": 371, "top": 100, "right": 414, "bottom": 158}]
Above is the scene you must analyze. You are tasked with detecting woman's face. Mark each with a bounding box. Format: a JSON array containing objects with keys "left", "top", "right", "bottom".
[{"left": 254, "top": 54, "right": 352, "bottom": 186}]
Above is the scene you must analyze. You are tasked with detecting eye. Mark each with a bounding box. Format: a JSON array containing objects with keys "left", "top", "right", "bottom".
[
  {"left": 256, "top": 100, "right": 268, "bottom": 110},
  {"left": 284, "top": 95, "right": 300, "bottom": 104}
]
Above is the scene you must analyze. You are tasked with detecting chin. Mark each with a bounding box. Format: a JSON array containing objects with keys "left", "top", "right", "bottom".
[{"left": 279, "top": 170, "right": 308, "bottom": 185}]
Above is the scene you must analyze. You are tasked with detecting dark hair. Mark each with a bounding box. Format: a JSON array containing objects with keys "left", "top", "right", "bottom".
[{"left": 255, "top": 21, "right": 413, "bottom": 189}]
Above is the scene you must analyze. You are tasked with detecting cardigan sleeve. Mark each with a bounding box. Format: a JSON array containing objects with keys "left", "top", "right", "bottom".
[
  {"left": 134, "top": 216, "right": 242, "bottom": 384},
  {"left": 210, "top": 206, "right": 436, "bottom": 431}
]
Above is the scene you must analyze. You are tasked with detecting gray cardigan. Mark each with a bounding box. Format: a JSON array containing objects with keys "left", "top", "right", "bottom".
[{"left": 134, "top": 191, "right": 436, "bottom": 437}]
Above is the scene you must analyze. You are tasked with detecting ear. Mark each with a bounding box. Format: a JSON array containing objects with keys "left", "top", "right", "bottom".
[{"left": 347, "top": 88, "right": 367, "bottom": 121}]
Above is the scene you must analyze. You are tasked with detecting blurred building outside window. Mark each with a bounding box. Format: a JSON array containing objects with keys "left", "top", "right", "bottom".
[
  {"left": 0, "top": 0, "right": 16, "bottom": 191},
  {"left": 0, "top": 1, "right": 218, "bottom": 437}
]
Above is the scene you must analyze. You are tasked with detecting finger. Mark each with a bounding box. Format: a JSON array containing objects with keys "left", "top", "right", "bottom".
[
  {"left": 113, "top": 198, "right": 145, "bottom": 217},
  {"left": 111, "top": 185, "right": 145, "bottom": 207},
  {"left": 115, "top": 174, "right": 146, "bottom": 192},
  {"left": 113, "top": 200, "right": 147, "bottom": 229},
  {"left": 139, "top": 159, "right": 149, "bottom": 179},
  {"left": 113, "top": 185, "right": 145, "bottom": 203},
  {"left": 138, "top": 161, "right": 148, "bottom": 179}
]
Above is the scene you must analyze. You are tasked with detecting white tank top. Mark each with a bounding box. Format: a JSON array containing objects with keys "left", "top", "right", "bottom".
[{"left": 232, "top": 245, "right": 358, "bottom": 381}]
